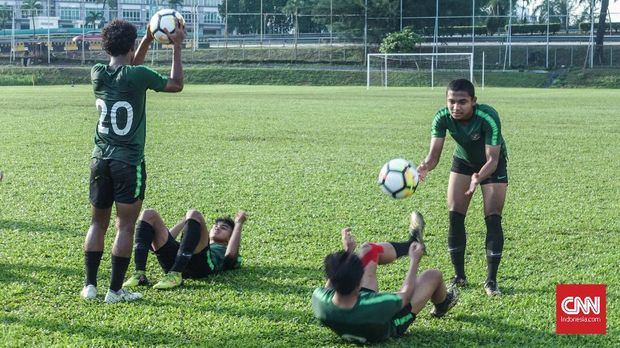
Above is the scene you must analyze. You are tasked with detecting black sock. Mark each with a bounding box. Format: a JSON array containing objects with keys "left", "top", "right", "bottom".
[
  {"left": 389, "top": 240, "right": 413, "bottom": 258},
  {"left": 485, "top": 214, "right": 504, "bottom": 283},
  {"left": 448, "top": 211, "right": 467, "bottom": 279},
  {"left": 170, "top": 219, "right": 201, "bottom": 273},
  {"left": 84, "top": 251, "right": 103, "bottom": 287},
  {"left": 110, "top": 255, "right": 130, "bottom": 292},
  {"left": 134, "top": 220, "right": 155, "bottom": 272}
]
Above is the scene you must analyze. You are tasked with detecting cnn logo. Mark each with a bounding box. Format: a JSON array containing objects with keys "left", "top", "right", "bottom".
[
  {"left": 560, "top": 296, "right": 600, "bottom": 315},
  {"left": 556, "top": 284, "right": 606, "bottom": 335}
]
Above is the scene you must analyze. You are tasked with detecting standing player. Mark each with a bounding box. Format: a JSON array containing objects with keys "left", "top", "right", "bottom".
[
  {"left": 122, "top": 209, "right": 246, "bottom": 290},
  {"left": 416, "top": 79, "right": 508, "bottom": 296},
  {"left": 312, "top": 212, "right": 458, "bottom": 343},
  {"left": 80, "top": 19, "right": 185, "bottom": 303}
]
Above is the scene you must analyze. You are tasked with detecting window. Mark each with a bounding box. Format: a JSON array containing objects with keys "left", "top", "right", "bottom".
[
  {"left": 60, "top": 7, "right": 81, "bottom": 20},
  {"left": 204, "top": 11, "right": 222, "bottom": 24},
  {"left": 122, "top": 10, "right": 141, "bottom": 22}
]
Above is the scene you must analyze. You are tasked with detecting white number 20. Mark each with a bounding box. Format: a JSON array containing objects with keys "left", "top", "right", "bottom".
[{"left": 96, "top": 99, "right": 134, "bottom": 136}]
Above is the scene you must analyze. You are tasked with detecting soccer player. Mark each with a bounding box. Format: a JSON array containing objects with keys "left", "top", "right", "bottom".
[
  {"left": 80, "top": 19, "right": 186, "bottom": 303},
  {"left": 122, "top": 209, "right": 246, "bottom": 290},
  {"left": 417, "top": 79, "right": 508, "bottom": 296},
  {"left": 312, "top": 212, "right": 458, "bottom": 343}
]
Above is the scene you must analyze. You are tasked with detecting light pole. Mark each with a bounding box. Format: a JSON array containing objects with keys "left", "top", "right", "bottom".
[
  {"left": 546, "top": 0, "right": 550, "bottom": 68},
  {"left": 47, "top": 0, "right": 51, "bottom": 64},
  {"left": 364, "top": 0, "right": 368, "bottom": 63},
  {"left": 400, "top": 0, "right": 403, "bottom": 31}
]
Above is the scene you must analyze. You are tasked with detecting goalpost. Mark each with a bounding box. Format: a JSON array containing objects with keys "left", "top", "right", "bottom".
[{"left": 367, "top": 53, "right": 475, "bottom": 89}]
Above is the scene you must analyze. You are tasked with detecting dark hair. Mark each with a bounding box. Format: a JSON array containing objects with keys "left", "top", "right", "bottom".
[
  {"left": 324, "top": 251, "right": 364, "bottom": 295},
  {"left": 447, "top": 79, "right": 475, "bottom": 98},
  {"left": 214, "top": 216, "right": 235, "bottom": 231},
  {"left": 102, "top": 19, "right": 137, "bottom": 57}
]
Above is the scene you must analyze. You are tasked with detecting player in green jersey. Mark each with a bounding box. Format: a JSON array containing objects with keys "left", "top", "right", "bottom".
[
  {"left": 312, "top": 212, "right": 458, "bottom": 343},
  {"left": 417, "top": 79, "right": 508, "bottom": 296},
  {"left": 81, "top": 19, "right": 186, "bottom": 303},
  {"left": 121, "top": 209, "right": 246, "bottom": 290}
]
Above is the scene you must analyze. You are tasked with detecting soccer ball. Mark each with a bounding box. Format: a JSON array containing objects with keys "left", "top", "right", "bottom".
[
  {"left": 377, "top": 158, "right": 419, "bottom": 199},
  {"left": 149, "top": 9, "right": 185, "bottom": 44}
]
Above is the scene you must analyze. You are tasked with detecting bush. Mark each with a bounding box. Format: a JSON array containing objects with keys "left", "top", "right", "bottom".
[{"left": 379, "top": 27, "right": 422, "bottom": 54}]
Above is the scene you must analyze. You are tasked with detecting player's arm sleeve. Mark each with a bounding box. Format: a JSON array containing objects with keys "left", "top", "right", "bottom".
[
  {"left": 137, "top": 66, "right": 168, "bottom": 92},
  {"left": 481, "top": 109, "right": 502, "bottom": 146},
  {"left": 431, "top": 111, "right": 447, "bottom": 138}
]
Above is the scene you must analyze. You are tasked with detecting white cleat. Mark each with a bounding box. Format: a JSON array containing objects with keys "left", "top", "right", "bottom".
[
  {"left": 104, "top": 288, "right": 143, "bottom": 304},
  {"left": 80, "top": 284, "right": 98, "bottom": 300}
]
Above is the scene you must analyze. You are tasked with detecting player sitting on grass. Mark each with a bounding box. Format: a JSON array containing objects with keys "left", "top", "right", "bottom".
[
  {"left": 123, "top": 209, "right": 246, "bottom": 290},
  {"left": 312, "top": 212, "right": 458, "bottom": 343}
]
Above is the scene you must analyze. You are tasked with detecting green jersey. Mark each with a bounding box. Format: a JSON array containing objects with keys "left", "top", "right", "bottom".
[
  {"left": 209, "top": 243, "right": 241, "bottom": 272},
  {"left": 312, "top": 287, "right": 404, "bottom": 343},
  {"left": 91, "top": 64, "right": 168, "bottom": 165},
  {"left": 431, "top": 104, "right": 507, "bottom": 165}
]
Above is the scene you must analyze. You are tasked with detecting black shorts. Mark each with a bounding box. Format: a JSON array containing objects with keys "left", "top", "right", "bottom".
[
  {"left": 451, "top": 156, "right": 508, "bottom": 185},
  {"left": 360, "top": 288, "right": 416, "bottom": 337},
  {"left": 154, "top": 234, "right": 215, "bottom": 279},
  {"left": 89, "top": 158, "right": 146, "bottom": 209}
]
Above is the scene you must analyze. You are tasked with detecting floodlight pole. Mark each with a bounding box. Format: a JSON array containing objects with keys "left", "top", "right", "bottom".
[
  {"left": 260, "top": 0, "right": 263, "bottom": 45},
  {"left": 11, "top": 7, "right": 15, "bottom": 63},
  {"left": 472, "top": 0, "right": 475, "bottom": 57},
  {"left": 433, "top": 0, "right": 438, "bottom": 57},
  {"left": 400, "top": 0, "right": 403, "bottom": 31},
  {"left": 590, "top": 0, "right": 594, "bottom": 68},
  {"left": 224, "top": 0, "right": 228, "bottom": 48},
  {"left": 545, "top": 0, "right": 550, "bottom": 68},
  {"left": 47, "top": 0, "right": 51, "bottom": 65},
  {"left": 364, "top": 0, "right": 368, "bottom": 63}
]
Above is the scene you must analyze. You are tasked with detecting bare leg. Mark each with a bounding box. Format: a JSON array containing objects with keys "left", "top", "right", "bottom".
[
  {"left": 84, "top": 206, "right": 112, "bottom": 252},
  {"left": 447, "top": 172, "right": 474, "bottom": 214},
  {"left": 481, "top": 183, "right": 507, "bottom": 216},
  {"left": 112, "top": 200, "right": 142, "bottom": 257},
  {"left": 140, "top": 208, "right": 173, "bottom": 250},
  {"left": 410, "top": 269, "right": 447, "bottom": 314},
  {"left": 358, "top": 243, "right": 379, "bottom": 292}
]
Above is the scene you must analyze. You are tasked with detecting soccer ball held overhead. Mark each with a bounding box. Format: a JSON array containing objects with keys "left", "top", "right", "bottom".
[{"left": 149, "top": 9, "right": 185, "bottom": 44}]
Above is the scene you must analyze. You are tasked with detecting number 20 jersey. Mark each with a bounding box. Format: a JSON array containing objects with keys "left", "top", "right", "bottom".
[{"left": 91, "top": 64, "right": 168, "bottom": 166}]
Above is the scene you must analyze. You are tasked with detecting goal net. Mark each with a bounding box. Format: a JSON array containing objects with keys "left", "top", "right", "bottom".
[{"left": 367, "top": 53, "right": 474, "bottom": 89}]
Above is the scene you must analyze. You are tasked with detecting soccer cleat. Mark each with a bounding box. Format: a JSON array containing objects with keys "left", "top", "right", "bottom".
[
  {"left": 104, "top": 288, "right": 143, "bottom": 304},
  {"left": 431, "top": 287, "right": 459, "bottom": 318},
  {"left": 449, "top": 275, "right": 468, "bottom": 289},
  {"left": 152, "top": 271, "right": 183, "bottom": 290},
  {"left": 80, "top": 284, "right": 97, "bottom": 300},
  {"left": 484, "top": 280, "right": 502, "bottom": 296},
  {"left": 122, "top": 271, "right": 150, "bottom": 288},
  {"left": 409, "top": 211, "right": 426, "bottom": 254}
]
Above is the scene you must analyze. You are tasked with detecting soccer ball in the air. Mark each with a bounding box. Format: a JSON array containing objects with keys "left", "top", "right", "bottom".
[
  {"left": 377, "top": 158, "right": 419, "bottom": 199},
  {"left": 149, "top": 9, "right": 185, "bottom": 44}
]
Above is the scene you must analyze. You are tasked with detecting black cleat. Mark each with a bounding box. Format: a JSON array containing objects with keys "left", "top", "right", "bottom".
[
  {"left": 484, "top": 280, "right": 502, "bottom": 296},
  {"left": 449, "top": 275, "right": 468, "bottom": 289},
  {"left": 431, "top": 287, "right": 459, "bottom": 318}
]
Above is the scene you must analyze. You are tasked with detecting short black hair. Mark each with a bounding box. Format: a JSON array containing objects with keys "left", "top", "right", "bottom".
[
  {"left": 324, "top": 251, "right": 364, "bottom": 295},
  {"left": 102, "top": 19, "right": 137, "bottom": 57},
  {"left": 447, "top": 79, "right": 475, "bottom": 98},
  {"left": 215, "top": 216, "right": 235, "bottom": 231}
]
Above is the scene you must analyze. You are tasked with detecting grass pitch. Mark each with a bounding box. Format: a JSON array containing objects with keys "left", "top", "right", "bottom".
[{"left": 0, "top": 85, "right": 618, "bottom": 347}]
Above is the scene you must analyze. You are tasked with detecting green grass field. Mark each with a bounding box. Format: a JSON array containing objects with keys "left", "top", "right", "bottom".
[{"left": 0, "top": 85, "right": 618, "bottom": 347}]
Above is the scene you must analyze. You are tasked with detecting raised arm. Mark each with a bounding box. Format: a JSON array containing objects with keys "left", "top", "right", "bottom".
[
  {"left": 131, "top": 25, "right": 154, "bottom": 66},
  {"left": 162, "top": 19, "right": 186, "bottom": 92},
  {"left": 225, "top": 210, "right": 246, "bottom": 260},
  {"left": 417, "top": 137, "right": 445, "bottom": 181},
  {"left": 395, "top": 242, "right": 424, "bottom": 307}
]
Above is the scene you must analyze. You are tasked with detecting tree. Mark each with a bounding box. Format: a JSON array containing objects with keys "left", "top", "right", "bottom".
[
  {"left": 96, "top": 0, "right": 118, "bottom": 24},
  {"left": 21, "top": 0, "right": 42, "bottom": 38},
  {"left": 86, "top": 11, "right": 104, "bottom": 29},
  {"left": 0, "top": 5, "right": 13, "bottom": 35},
  {"left": 593, "top": 0, "right": 612, "bottom": 64},
  {"left": 379, "top": 27, "right": 422, "bottom": 53}
]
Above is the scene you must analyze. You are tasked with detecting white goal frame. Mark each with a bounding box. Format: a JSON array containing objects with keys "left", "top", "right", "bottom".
[{"left": 366, "top": 53, "right": 474, "bottom": 89}]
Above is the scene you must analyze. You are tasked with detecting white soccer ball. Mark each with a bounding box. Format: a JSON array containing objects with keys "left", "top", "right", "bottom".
[
  {"left": 149, "top": 9, "right": 185, "bottom": 44},
  {"left": 377, "top": 158, "right": 419, "bottom": 199}
]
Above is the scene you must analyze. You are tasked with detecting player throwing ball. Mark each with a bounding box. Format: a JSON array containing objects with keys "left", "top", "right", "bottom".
[
  {"left": 81, "top": 19, "right": 185, "bottom": 303},
  {"left": 312, "top": 212, "right": 458, "bottom": 343},
  {"left": 417, "top": 79, "right": 508, "bottom": 296}
]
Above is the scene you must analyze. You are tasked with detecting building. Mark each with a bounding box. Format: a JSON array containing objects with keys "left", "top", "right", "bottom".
[{"left": 0, "top": 0, "right": 224, "bottom": 37}]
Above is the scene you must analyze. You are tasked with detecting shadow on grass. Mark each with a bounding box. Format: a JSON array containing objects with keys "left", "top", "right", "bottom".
[
  {"left": 0, "top": 219, "right": 80, "bottom": 236},
  {"left": 0, "top": 261, "right": 81, "bottom": 285}
]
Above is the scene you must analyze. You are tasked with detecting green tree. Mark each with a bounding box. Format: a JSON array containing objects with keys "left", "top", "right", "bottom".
[
  {"left": 20, "top": 0, "right": 42, "bottom": 38},
  {"left": 379, "top": 27, "right": 422, "bottom": 53},
  {"left": 85, "top": 11, "right": 104, "bottom": 29},
  {"left": 0, "top": 5, "right": 13, "bottom": 35}
]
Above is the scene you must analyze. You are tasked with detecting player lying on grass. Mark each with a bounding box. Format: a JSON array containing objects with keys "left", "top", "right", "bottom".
[
  {"left": 81, "top": 19, "right": 185, "bottom": 304},
  {"left": 311, "top": 212, "right": 458, "bottom": 343},
  {"left": 123, "top": 209, "right": 246, "bottom": 290}
]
